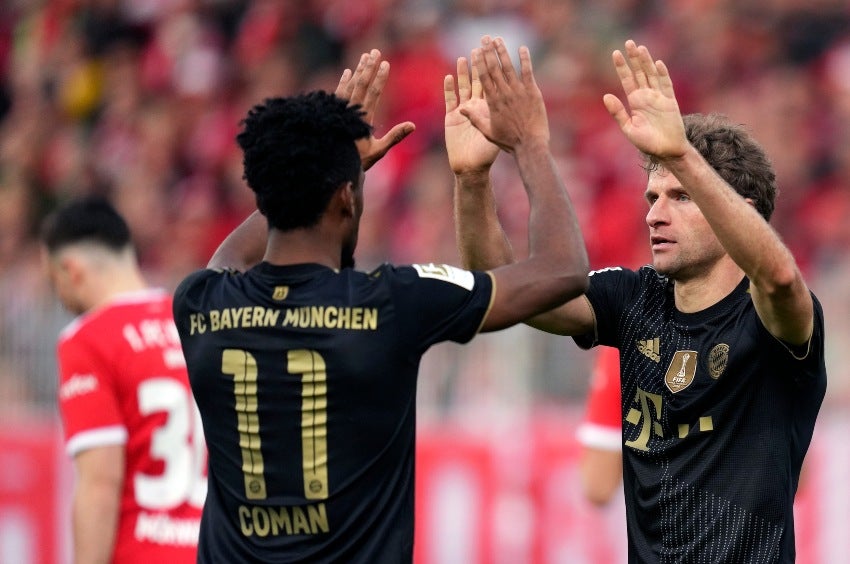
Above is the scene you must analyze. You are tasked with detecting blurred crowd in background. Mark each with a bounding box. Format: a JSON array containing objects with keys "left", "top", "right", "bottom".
[{"left": 0, "top": 0, "right": 848, "bottom": 421}]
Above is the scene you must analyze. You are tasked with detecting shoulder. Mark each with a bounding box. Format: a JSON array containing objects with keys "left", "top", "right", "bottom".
[
  {"left": 173, "top": 268, "right": 233, "bottom": 307},
  {"left": 587, "top": 264, "right": 654, "bottom": 281},
  {"left": 175, "top": 267, "right": 231, "bottom": 292},
  {"left": 59, "top": 289, "right": 171, "bottom": 344},
  {"left": 368, "top": 263, "right": 484, "bottom": 292},
  {"left": 586, "top": 264, "right": 657, "bottom": 295}
]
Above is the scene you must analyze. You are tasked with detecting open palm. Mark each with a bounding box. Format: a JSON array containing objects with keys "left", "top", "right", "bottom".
[
  {"left": 444, "top": 57, "right": 499, "bottom": 176},
  {"left": 603, "top": 41, "right": 688, "bottom": 160},
  {"left": 335, "top": 49, "right": 415, "bottom": 171}
]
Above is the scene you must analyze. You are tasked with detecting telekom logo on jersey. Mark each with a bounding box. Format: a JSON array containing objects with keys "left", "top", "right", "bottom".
[{"left": 59, "top": 373, "right": 99, "bottom": 400}]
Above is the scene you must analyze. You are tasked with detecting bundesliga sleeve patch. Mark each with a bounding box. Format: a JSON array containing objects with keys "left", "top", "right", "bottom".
[{"left": 412, "top": 263, "right": 475, "bottom": 291}]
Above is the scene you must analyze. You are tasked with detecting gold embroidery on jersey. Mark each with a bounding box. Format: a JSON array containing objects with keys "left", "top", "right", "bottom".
[
  {"left": 626, "top": 386, "right": 719, "bottom": 449},
  {"left": 708, "top": 343, "right": 729, "bottom": 379},
  {"left": 636, "top": 337, "right": 661, "bottom": 362},
  {"left": 664, "top": 350, "right": 698, "bottom": 393},
  {"left": 238, "top": 503, "right": 329, "bottom": 537},
  {"left": 624, "top": 389, "right": 664, "bottom": 451},
  {"left": 273, "top": 286, "right": 289, "bottom": 300}
]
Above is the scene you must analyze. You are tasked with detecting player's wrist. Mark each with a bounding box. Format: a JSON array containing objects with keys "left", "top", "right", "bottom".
[
  {"left": 654, "top": 140, "right": 696, "bottom": 170},
  {"left": 512, "top": 135, "right": 550, "bottom": 158},
  {"left": 454, "top": 168, "right": 492, "bottom": 189}
]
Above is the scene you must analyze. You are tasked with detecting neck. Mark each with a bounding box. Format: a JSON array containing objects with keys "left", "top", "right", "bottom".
[
  {"left": 672, "top": 257, "right": 745, "bottom": 313},
  {"left": 86, "top": 267, "right": 149, "bottom": 311},
  {"left": 263, "top": 226, "right": 343, "bottom": 270}
]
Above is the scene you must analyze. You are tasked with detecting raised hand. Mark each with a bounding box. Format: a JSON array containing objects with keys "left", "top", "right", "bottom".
[
  {"left": 460, "top": 36, "right": 549, "bottom": 153},
  {"left": 444, "top": 56, "right": 499, "bottom": 176},
  {"left": 335, "top": 49, "right": 415, "bottom": 171},
  {"left": 602, "top": 40, "right": 688, "bottom": 160}
]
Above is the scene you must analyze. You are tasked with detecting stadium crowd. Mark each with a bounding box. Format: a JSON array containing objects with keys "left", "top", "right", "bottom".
[{"left": 0, "top": 0, "right": 848, "bottom": 415}]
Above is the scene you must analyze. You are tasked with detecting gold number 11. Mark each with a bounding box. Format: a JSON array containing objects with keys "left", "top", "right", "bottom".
[{"left": 222, "top": 348, "right": 329, "bottom": 501}]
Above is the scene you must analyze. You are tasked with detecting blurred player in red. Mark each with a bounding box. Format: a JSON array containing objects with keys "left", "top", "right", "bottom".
[
  {"left": 41, "top": 196, "right": 206, "bottom": 563},
  {"left": 576, "top": 346, "right": 622, "bottom": 506}
]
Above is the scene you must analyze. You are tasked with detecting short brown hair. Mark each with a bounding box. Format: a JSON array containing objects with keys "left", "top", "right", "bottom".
[{"left": 643, "top": 113, "right": 777, "bottom": 221}]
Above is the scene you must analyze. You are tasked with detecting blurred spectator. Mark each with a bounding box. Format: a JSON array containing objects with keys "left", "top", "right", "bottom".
[{"left": 0, "top": 0, "right": 847, "bottom": 415}]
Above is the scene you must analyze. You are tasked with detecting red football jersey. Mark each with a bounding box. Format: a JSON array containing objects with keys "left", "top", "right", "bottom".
[
  {"left": 57, "top": 289, "right": 205, "bottom": 563},
  {"left": 576, "top": 346, "right": 622, "bottom": 451}
]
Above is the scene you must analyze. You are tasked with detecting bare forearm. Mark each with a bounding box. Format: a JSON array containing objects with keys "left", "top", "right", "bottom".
[
  {"left": 514, "top": 140, "right": 588, "bottom": 278},
  {"left": 662, "top": 147, "right": 812, "bottom": 342},
  {"left": 663, "top": 147, "right": 800, "bottom": 290},
  {"left": 207, "top": 210, "right": 267, "bottom": 271},
  {"left": 73, "top": 483, "right": 120, "bottom": 564},
  {"left": 580, "top": 449, "right": 623, "bottom": 506},
  {"left": 477, "top": 141, "right": 591, "bottom": 331},
  {"left": 453, "top": 170, "right": 515, "bottom": 270}
]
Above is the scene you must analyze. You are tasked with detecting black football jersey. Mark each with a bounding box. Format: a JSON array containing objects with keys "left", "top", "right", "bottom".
[
  {"left": 174, "top": 262, "right": 493, "bottom": 563},
  {"left": 575, "top": 266, "right": 826, "bottom": 563}
]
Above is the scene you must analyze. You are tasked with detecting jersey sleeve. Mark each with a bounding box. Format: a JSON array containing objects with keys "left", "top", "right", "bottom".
[
  {"left": 57, "top": 334, "right": 127, "bottom": 457},
  {"left": 576, "top": 346, "right": 622, "bottom": 451},
  {"left": 762, "top": 290, "right": 827, "bottom": 385},
  {"left": 573, "top": 266, "right": 642, "bottom": 350},
  {"left": 388, "top": 263, "right": 494, "bottom": 351}
]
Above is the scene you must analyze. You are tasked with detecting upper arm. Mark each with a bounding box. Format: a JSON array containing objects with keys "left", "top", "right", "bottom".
[
  {"left": 579, "top": 448, "right": 623, "bottom": 506},
  {"left": 480, "top": 258, "right": 598, "bottom": 334},
  {"left": 207, "top": 211, "right": 267, "bottom": 271},
  {"left": 74, "top": 444, "right": 125, "bottom": 488},
  {"left": 72, "top": 446, "right": 124, "bottom": 563},
  {"left": 480, "top": 263, "right": 592, "bottom": 334},
  {"left": 523, "top": 295, "right": 595, "bottom": 336},
  {"left": 750, "top": 273, "right": 814, "bottom": 346}
]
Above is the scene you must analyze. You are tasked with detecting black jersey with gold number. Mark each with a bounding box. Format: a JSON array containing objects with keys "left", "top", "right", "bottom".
[
  {"left": 575, "top": 266, "right": 826, "bottom": 564},
  {"left": 173, "top": 262, "right": 494, "bottom": 563}
]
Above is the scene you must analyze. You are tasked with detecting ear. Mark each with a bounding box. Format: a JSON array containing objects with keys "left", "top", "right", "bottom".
[
  {"left": 60, "top": 255, "right": 86, "bottom": 288},
  {"left": 338, "top": 181, "right": 357, "bottom": 219}
]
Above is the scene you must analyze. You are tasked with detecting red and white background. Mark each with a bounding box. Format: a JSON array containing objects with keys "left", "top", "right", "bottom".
[{"left": 1, "top": 409, "right": 847, "bottom": 563}]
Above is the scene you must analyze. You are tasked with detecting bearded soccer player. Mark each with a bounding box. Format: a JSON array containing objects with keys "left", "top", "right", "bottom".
[
  {"left": 454, "top": 39, "right": 826, "bottom": 562},
  {"left": 41, "top": 197, "right": 206, "bottom": 563},
  {"left": 173, "top": 40, "right": 589, "bottom": 563}
]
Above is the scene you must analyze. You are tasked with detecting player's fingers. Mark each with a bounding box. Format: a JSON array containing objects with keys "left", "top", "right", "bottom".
[
  {"left": 603, "top": 93, "right": 629, "bottom": 129},
  {"left": 364, "top": 121, "right": 416, "bottom": 171},
  {"left": 518, "top": 45, "right": 535, "bottom": 86},
  {"left": 379, "top": 121, "right": 416, "bottom": 149},
  {"left": 655, "top": 60, "right": 675, "bottom": 98},
  {"left": 637, "top": 44, "right": 661, "bottom": 90},
  {"left": 625, "top": 40, "right": 648, "bottom": 89},
  {"left": 341, "top": 53, "right": 368, "bottom": 100},
  {"left": 334, "top": 68, "right": 353, "bottom": 98},
  {"left": 444, "top": 74, "right": 458, "bottom": 113},
  {"left": 470, "top": 61, "right": 483, "bottom": 99},
  {"left": 459, "top": 105, "right": 491, "bottom": 139},
  {"left": 480, "top": 36, "right": 504, "bottom": 87},
  {"left": 361, "top": 60, "right": 389, "bottom": 117},
  {"left": 456, "top": 57, "right": 471, "bottom": 102},
  {"left": 351, "top": 49, "right": 381, "bottom": 105},
  {"left": 612, "top": 49, "right": 637, "bottom": 97},
  {"left": 493, "top": 37, "right": 517, "bottom": 85},
  {"left": 470, "top": 47, "right": 495, "bottom": 99}
]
